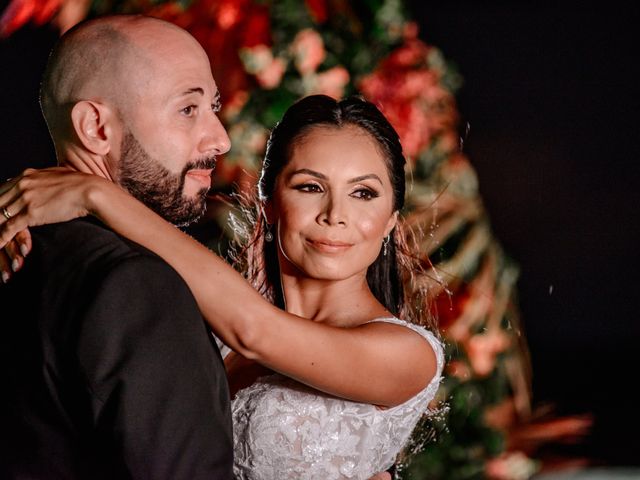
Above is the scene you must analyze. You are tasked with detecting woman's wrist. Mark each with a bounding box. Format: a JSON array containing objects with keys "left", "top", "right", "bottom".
[{"left": 84, "top": 175, "right": 115, "bottom": 218}]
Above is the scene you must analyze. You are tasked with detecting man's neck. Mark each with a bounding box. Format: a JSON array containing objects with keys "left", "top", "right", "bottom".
[{"left": 58, "top": 146, "right": 115, "bottom": 182}]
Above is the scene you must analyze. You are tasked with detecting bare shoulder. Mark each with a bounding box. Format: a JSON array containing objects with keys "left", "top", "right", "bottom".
[
  {"left": 359, "top": 317, "right": 438, "bottom": 346},
  {"left": 358, "top": 319, "right": 440, "bottom": 383}
]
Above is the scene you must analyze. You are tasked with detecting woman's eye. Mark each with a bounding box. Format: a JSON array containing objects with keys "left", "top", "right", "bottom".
[
  {"left": 212, "top": 102, "right": 222, "bottom": 113},
  {"left": 351, "top": 188, "right": 379, "bottom": 200},
  {"left": 294, "top": 183, "right": 322, "bottom": 193}
]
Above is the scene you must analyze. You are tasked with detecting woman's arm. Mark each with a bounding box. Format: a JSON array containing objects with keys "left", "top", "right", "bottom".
[{"left": 0, "top": 168, "right": 438, "bottom": 407}]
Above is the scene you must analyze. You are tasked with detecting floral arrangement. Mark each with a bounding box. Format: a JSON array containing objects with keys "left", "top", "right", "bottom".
[{"left": 1, "top": 0, "right": 562, "bottom": 478}]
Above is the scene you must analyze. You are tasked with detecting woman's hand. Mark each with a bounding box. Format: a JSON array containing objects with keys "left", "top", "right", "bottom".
[
  {"left": 0, "top": 229, "right": 31, "bottom": 283},
  {"left": 0, "top": 167, "right": 102, "bottom": 272}
]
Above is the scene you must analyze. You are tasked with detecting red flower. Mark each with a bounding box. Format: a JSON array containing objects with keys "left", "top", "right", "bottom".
[
  {"left": 0, "top": 0, "right": 62, "bottom": 37},
  {"left": 359, "top": 36, "right": 458, "bottom": 161},
  {"left": 305, "top": 0, "right": 328, "bottom": 24},
  {"left": 432, "top": 284, "right": 469, "bottom": 331},
  {"left": 240, "top": 4, "right": 270, "bottom": 48}
]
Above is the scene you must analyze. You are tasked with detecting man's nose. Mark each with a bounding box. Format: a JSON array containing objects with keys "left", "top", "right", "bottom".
[{"left": 198, "top": 112, "right": 231, "bottom": 156}]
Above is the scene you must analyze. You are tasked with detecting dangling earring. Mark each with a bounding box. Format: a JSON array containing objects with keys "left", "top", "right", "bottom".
[
  {"left": 382, "top": 235, "right": 390, "bottom": 256},
  {"left": 265, "top": 224, "right": 274, "bottom": 242}
]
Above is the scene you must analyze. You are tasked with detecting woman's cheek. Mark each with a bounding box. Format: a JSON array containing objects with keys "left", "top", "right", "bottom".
[{"left": 356, "top": 215, "right": 385, "bottom": 238}]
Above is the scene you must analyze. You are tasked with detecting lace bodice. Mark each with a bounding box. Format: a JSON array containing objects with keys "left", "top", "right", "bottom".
[{"left": 230, "top": 317, "right": 444, "bottom": 480}]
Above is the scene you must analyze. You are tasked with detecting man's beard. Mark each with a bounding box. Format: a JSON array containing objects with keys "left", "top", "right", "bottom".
[{"left": 117, "top": 131, "right": 216, "bottom": 226}]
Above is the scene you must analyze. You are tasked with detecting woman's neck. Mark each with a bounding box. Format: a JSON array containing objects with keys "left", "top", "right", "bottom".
[{"left": 279, "top": 272, "right": 390, "bottom": 327}]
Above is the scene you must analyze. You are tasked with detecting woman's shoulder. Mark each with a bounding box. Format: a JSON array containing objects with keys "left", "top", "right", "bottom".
[{"left": 364, "top": 316, "right": 445, "bottom": 378}]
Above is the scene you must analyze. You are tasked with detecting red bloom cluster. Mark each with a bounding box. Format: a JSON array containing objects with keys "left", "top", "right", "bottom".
[
  {"left": 0, "top": 0, "right": 62, "bottom": 37},
  {"left": 305, "top": 0, "right": 328, "bottom": 24},
  {"left": 359, "top": 29, "right": 458, "bottom": 162}
]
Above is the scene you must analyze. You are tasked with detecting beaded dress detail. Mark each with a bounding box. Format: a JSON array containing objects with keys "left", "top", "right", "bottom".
[{"left": 231, "top": 317, "right": 444, "bottom": 479}]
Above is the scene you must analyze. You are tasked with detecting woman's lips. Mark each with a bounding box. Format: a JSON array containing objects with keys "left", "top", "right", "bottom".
[
  {"left": 306, "top": 238, "right": 353, "bottom": 253},
  {"left": 186, "top": 169, "right": 213, "bottom": 188}
]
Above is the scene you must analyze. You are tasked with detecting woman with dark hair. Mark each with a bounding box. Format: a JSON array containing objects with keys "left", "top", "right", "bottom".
[{"left": 0, "top": 95, "right": 443, "bottom": 479}]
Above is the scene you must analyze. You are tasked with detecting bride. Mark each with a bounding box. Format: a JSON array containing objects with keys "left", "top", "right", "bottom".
[{"left": 0, "top": 94, "right": 444, "bottom": 479}]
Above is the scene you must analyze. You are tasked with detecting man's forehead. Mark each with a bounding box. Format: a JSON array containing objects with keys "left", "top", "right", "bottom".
[
  {"left": 82, "top": 17, "right": 217, "bottom": 104},
  {"left": 118, "top": 21, "right": 206, "bottom": 68},
  {"left": 172, "top": 86, "right": 221, "bottom": 102},
  {"left": 127, "top": 48, "right": 217, "bottom": 100}
]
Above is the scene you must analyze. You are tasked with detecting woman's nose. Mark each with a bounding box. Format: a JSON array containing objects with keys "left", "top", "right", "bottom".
[{"left": 318, "top": 194, "right": 347, "bottom": 226}]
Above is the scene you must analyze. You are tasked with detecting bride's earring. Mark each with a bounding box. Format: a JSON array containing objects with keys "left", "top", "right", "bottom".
[
  {"left": 265, "top": 224, "right": 274, "bottom": 242},
  {"left": 382, "top": 235, "right": 390, "bottom": 256}
]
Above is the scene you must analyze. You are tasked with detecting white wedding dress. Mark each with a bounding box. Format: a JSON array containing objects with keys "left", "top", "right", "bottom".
[{"left": 229, "top": 317, "right": 444, "bottom": 480}]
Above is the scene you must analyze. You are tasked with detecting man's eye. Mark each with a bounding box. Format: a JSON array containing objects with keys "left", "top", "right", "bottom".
[
  {"left": 352, "top": 188, "right": 379, "bottom": 200},
  {"left": 181, "top": 105, "right": 196, "bottom": 116}
]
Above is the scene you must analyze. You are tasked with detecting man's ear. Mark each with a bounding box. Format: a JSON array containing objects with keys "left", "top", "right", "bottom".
[
  {"left": 384, "top": 211, "right": 399, "bottom": 237},
  {"left": 70, "top": 100, "right": 118, "bottom": 155}
]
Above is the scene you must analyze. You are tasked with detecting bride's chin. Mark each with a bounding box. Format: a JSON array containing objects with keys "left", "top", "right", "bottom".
[{"left": 296, "top": 265, "right": 362, "bottom": 283}]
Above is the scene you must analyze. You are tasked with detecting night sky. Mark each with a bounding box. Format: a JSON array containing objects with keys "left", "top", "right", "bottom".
[{"left": 2, "top": 1, "right": 639, "bottom": 464}]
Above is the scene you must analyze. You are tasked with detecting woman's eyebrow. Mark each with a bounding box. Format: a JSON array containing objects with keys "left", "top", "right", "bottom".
[
  {"left": 290, "top": 169, "right": 327, "bottom": 180},
  {"left": 290, "top": 170, "right": 383, "bottom": 185},
  {"left": 348, "top": 174, "right": 383, "bottom": 185}
]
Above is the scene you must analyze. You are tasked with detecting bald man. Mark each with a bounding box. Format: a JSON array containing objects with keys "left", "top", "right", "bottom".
[{"left": 0, "top": 16, "right": 233, "bottom": 479}]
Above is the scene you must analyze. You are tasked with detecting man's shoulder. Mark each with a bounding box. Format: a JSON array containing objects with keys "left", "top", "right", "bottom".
[
  {"left": 27, "top": 218, "right": 184, "bottom": 291},
  {"left": 33, "top": 217, "right": 165, "bottom": 265},
  {"left": 26, "top": 218, "right": 199, "bottom": 310}
]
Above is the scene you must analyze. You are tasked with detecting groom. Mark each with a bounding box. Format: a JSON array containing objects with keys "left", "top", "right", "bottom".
[{"left": 0, "top": 15, "right": 232, "bottom": 478}]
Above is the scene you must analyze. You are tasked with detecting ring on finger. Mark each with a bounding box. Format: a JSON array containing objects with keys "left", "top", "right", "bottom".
[{"left": 2, "top": 206, "right": 12, "bottom": 220}]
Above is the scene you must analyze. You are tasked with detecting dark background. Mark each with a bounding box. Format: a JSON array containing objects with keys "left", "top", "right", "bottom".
[
  {"left": 409, "top": 2, "right": 640, "bottom": 464},
  {"left": 2, "top": 1, "right": 639, "bottom": 465}
]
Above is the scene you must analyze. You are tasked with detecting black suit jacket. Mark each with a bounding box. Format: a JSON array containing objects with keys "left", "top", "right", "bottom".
[{"left": 0, "top": 218, "right": 233, "bottom": 479}]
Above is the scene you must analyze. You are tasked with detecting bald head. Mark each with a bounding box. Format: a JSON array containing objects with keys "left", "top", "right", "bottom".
[{"left": 40, "top": 15, "right": 205, "bottom": 140}]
